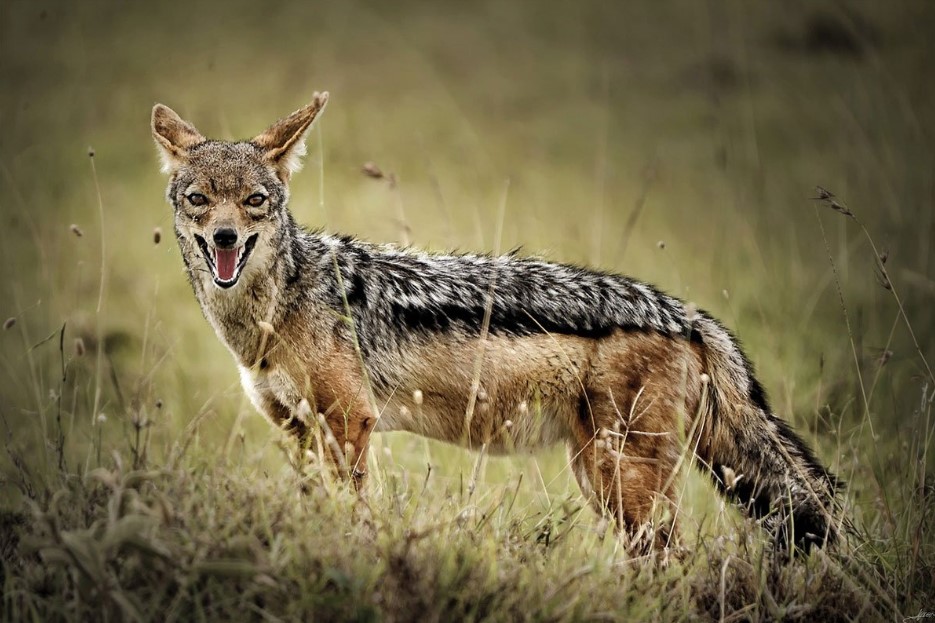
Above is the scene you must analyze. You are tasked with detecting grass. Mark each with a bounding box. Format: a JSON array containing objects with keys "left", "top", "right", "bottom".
[{"left": 1, "top": 0, "right": 934, "bottom": 620}]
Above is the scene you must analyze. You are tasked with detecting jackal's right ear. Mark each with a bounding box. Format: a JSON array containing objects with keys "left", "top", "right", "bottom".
[
  {"left": 151, "top": 104, "right": 205, "bottom": 174},
  {"left": 253, "top": 91, "right": 329, "bottom": 181}
]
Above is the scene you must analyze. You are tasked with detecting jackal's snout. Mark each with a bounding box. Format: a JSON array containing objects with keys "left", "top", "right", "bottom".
[
  {"left": 193, "top": 226, "right": 259, "bottom": 290},
  {"left": 209, "top": 226, "right": 246, "bottom": 287},
  {"left": 213, "top": 226, "right": 238, "bottom": 249}
]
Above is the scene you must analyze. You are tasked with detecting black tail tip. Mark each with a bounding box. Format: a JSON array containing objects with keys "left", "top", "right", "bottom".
[{"left": 769, "top": 504, "right": 838, "bottom": 556}]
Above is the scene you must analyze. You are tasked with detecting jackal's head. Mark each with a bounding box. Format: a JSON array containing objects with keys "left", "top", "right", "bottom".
[{"left": 151, "top": 93, "right": 328, "bottom": 290}]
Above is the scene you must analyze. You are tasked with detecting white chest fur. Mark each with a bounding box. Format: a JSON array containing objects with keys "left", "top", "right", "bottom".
[{"left": 238, "top": 364, "right": 302, "bottom": 415}]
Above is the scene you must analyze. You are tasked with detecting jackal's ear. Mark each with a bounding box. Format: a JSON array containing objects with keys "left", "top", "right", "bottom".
[
  {"left": 252, "top": 91, "right": 329, "bottom": 180},
  {"left": 151, "top": 104, "right": 205, "bottom": 174}
]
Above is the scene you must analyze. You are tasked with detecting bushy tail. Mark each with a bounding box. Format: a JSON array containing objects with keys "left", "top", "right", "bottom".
[{"left": 692, "top": 314, "right": 840, "bottom": 552}]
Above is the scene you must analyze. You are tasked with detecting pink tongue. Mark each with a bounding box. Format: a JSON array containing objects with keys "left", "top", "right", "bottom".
[{"left": 215, "top": 248, "right": 238, "bottom": 281}]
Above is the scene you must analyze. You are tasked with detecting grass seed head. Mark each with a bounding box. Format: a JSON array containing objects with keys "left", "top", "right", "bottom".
[
  {"left": 70, "top": 224, "right": 83, "bottom": 237},
  {"left": 153, "top": 227, "right": 162, "bottom": 244},
  {"left": 74, "top": 337, "right": 86, "bottom": 357},
  {"left": 362, "top": 162, "right": 385, "bottom": 179},
  {"left": 720, "top": 465, "right": 743, "bottom": 491},
  {"left": 3, "top": 317, "right": 15, "bottom": 330},
  {"left": 685, "top": 302, "right": 699, "bottom": 324},
  {"left": 296, "top": 399, "right": 312, "bottom": 425},
  {"left": 813, "top": 185, "right": 854, "bottom": 218},
  {"left": 876, "top": 349, "right": 893, "bottom": 368}
]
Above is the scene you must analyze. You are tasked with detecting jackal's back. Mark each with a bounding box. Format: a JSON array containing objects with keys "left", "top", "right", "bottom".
[{"left": 318, "top": 235, "right": 690, "bottom": 362}]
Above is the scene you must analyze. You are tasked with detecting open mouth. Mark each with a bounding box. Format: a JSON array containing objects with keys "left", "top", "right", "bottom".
[{"left": 194, "top": 233, "right": 259, "bottom": 289}]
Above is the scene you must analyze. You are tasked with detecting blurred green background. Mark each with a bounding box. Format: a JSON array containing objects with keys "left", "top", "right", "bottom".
[{"left": 1, "top": 0, "right": 933, "bottom": 521}]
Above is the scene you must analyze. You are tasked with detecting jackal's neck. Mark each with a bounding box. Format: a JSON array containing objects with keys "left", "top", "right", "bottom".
[
  {"left": 185, "top": 221, "right": 302, "bottom": 368},
  {"left": 196, "top": 275, "right": 281, "bottom": 368}
]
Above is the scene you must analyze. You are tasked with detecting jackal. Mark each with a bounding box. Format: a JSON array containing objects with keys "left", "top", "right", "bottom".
[{"left": 152, "top": 93, "right": 839, "bottom": 552}]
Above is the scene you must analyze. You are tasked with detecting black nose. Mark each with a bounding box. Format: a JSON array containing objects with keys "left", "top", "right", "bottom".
[{"left": 213, "top": 227, "right": 238, "bottom": 248}]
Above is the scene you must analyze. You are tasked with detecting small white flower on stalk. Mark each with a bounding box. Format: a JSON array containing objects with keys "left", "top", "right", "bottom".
[
  {"left": 296, "top": 399, "right": 312, "bottom": 426},
  {"left": 720, "top": 465, "right": 743, "bottom": 491},
  {"left": 685, "top": 302, "right": 699, "bottom": 324}
]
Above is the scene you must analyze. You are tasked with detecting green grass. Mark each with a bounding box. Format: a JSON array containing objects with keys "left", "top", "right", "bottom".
[{"left": 1, "top": 0, "right": 933, "bottom": 620}]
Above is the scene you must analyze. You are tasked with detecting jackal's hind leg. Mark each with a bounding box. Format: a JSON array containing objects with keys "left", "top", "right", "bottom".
[{"left": 568, "top": 395, "right": 682, "bottom": 553}]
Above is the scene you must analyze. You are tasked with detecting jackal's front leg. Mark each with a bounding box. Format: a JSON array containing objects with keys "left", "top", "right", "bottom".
[
  {"left": 302, "top": 365, "right": 376, "bottom": 491},
  {"left": 255, "top": 385, "right": 372, "bottom": 490},
  {"left": 316, "top": 401, "right": 374, "bottom": 491}
]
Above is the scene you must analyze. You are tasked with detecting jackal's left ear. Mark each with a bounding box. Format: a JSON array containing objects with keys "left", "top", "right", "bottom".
[
  {"left": 151, "top": 104, "right": 205, "bottom": 174},
  {"left": 253, "top": 91, "right": 329, "bottom": 180}
]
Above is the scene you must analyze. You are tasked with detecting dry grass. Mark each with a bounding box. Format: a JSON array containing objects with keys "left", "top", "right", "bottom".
[
  {"left": 0, "top": 453, "right": 898, "bottom": 622},
  {"left": 1, "top": 1, "right": 934, "bottom": 620}
]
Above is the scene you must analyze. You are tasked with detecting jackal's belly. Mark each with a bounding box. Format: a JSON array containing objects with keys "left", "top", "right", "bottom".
[
  {"left": 374, "top": 396, "right": 575, "bottom": 453},
  {"left": 371, "top": 332, "right": 595, "bottom": 452}
]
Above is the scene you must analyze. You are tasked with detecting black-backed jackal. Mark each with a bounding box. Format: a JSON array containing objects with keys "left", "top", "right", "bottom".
[{"left": 152, "top": 93, "right": 839, "bottom": 553}]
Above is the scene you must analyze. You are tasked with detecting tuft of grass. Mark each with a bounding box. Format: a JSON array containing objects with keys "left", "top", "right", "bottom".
[{"left": 0, "top": 446, "right": 906, "bottom": 622}]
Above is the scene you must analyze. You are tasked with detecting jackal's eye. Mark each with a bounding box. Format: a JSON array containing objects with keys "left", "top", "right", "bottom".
[
  {"left": 186, "top": 193, "right": 209, "bottom": 207},
  {"left": 245, "top": 193, "right": 267, "bottom": 208}
]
